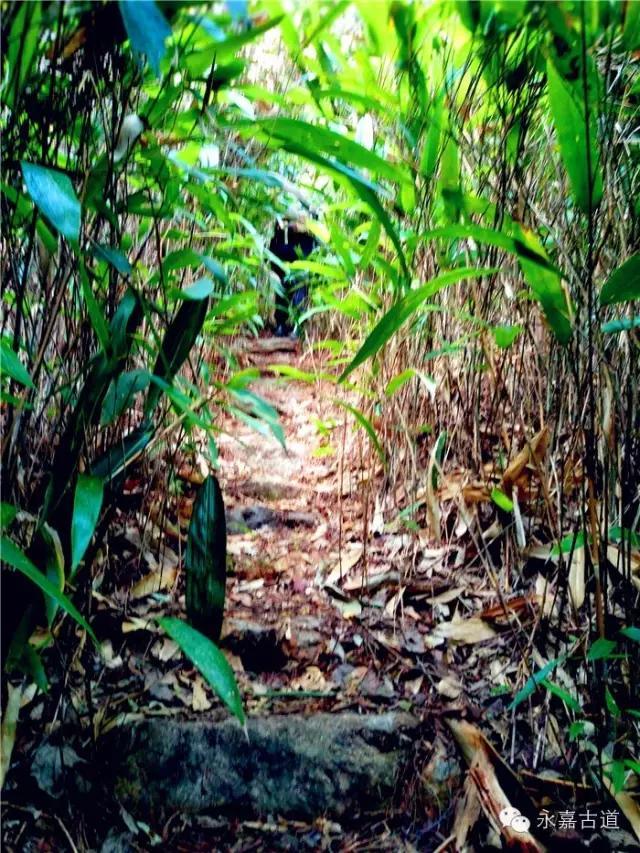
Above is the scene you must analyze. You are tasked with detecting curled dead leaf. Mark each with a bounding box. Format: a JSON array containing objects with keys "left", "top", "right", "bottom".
[{"left": 432, "top": 617, "right": 497, "bottom": 645}]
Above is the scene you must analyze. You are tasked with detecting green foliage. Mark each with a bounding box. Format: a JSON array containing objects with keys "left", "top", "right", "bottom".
[
  {"left": 490, "top": 488, "right": 514, "bottom": 513},
  {"left": 185, "top": 476, "right": 227, "bottom": 644},
  {"left": 158, "top": 617, "right": 244, "bottom": 724},
  {"left": 546, "top": 60, "right": 603, "bottom": 214},
  {"left": 600, "top": 254, "right": 640, "bottom": 306},
  {"left": 21, "top": 162, "right": 81, "bottom": 243},
  {"left": 118, "top": 0, "right": 171, "bottom": 76},
  {"left": 70, "top": 475, "right": 104, "bottom": 578},
  {"left": 340, "top": 268, "right": 496, "bottom": 380},
  {"left": 0, "top": 340, "right": 34, "bottom": 389},
  {"left": 509, "top": 657, "right": 564, "bottom": 710},
  {"left": 1, "top": 537, "right": 97, "bottom": 645}
]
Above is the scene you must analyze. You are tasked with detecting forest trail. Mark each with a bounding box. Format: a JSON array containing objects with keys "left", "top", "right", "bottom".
[{"left": 215, "top": 337, "right": 360, "bottom": 699}]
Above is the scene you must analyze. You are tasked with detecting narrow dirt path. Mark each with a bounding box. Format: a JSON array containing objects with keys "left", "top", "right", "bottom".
[{"left": 216, "top": 338, "right": 353, "bottom": 700}]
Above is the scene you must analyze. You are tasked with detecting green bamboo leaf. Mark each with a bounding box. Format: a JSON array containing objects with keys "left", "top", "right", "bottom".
[
  {"left": 420, "top": 95, "right": 444, "bottom": 180},
  {"left": 1, "top": 503, "right": 18, "bottom": 530},
  {"left": 242, "top": 117, "right": 410, "bottom": 185},
  {"left": 546, "top": 60, "right": 603, "bottom": 214},
  {"left": 228, "top": 388, "right": 285, "bottom": 448},
  {"left": 587, "top": 637, "right": 617, "bottom": 661},
  {"left": 158, "top": 617, "right": 244, "bottom": 724},
  {"left": 173, "top": 277, "right": 215, "bottom": 301},
  {"left": 385, "top": 368, "right": 416, "bottom": 396},
  {"left": 100, "top": 370, "right": 151, "bottom": 426},
  {"left": 541, "top": 679, "right": 582, "bottom": 712},
  {"left": 162, "top": 249, "right": 227, "bottom": 285},
  {"left": 509, "top": 656, "right": 563, "bottom": 710},
  {"left": 119, "top": 0, "right": 171, "bottom": 76},
  {"left": 601, "top": 316, "right": 640, "bottom": 335},
  {"left": 93, "top": 244, "right": 132, "bottom": 275},
  {"left": 79, "top": 262, "right": 110, "bottom": 353},
  {"left": 21, "top": 162, "right": 80, "bottom": 243},
  {"left": 340, "top": 267, "right": 495, "bottom": 381},
  {"left": 491, "top": 488, "right": 514, "bottom": 512},
  {"left": 71, "top": 475, "right": 104, "bottom": 576},
  {"left": 207, "top": 14, "right": 281, "bottom": 59},
  {"left": 623, "top": 0, "right": 640, "bottom": 51},
  {"left": 620, "top": 626, "right": 640, "bottom": 644},
  {"left": 90, "top": 424, "right": 154, "bottom": 484},
  {"left": 0, "top": 536, "right": 97, "bottom": 644},
  {"left": 551, "top": 531, "right": 586, "bottom": 557},
  {"left": 423, "top": 224, "right": 557, "bottom": 272},
  {"left": 4, "top": 1, "right": 42, "bottom": 107},
  {"left": 185, "top": 477, "right": 227, "bottom": 643},
  {"left": 338, "top": 401, "right": 385, "bottom": 465},
  {"left": 0, "top": 340, "right": 34, "bottom": 388},
  {"left": 600, "top": 254, "right": 640, "bottom": 306},
  {"left": 425, "top": 224, "right": 572, "bottom": 344},
  {"left": 145, "top": 297, "right": 209, "bottom": 415},
  {"left": 492, "top": 325, "right": 522, "bottom": 349}
]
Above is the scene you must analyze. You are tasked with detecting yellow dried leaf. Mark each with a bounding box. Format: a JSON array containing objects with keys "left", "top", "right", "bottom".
[
  {"left": 432, "top": 617, "right": 496, "bottom": 645},
  {"left": 130, "top": 565, "right": 178, "bottom": 599}
]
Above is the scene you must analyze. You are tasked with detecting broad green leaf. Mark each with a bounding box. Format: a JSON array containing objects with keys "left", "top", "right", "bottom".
[
  {"left": 40, "top": 523, "right": 65, "bottom": 626},
  {"left": 228, "top": 388, "right": 285, "bottom": 448},
  {"left": 119, "top": 0, "right": 171, "bottom": 76},
  {"left": 21, "top": 162, "right": 80, "bottom": 243},
  {"left": 385, "top": 368, "right": 416, "bottom": 396},
  {"left": 79, "top": 263, "right": 110, "bottom": 353},
  {"left": 174, "top": 278, "right": 215, "bottom": 301},
  {"left": 101, "top": 370, "right": 151, "bottom": 426},
  {"left": 0, "top": 536, "right": 97, "bottom": 644},
  {"left": 420, "top": 95, "right": 444, "bottom": 180},
  {"left": 340, "top": 267, "right": 495, "bottom": 381},
  {"left": 620, "top": 626, "right": 640, "bottom": 644},
  {"left": 492, "top": 325, "right": 522, "bottom": 349},
  {"left": 71, "top": 475, "right": 104, "bottom": 576},
  {"left": 4, "top": 1, "right": 42, "bottom": 108},
  {"left": 623, "top": 0, "right": 640, "bottom": 50},
  {"left": 158, "top": 617, "right": 245, "bottom": 724},
  {"left": 516, "top": 246, "right": 572, "bottom": 344},
  {"left": 145, "top": 297, "right": 209, "bottom": 414},
  {"left": 608, "top": 527, "right": 640, "bottom": 547},
  {"left": 423, "top": 224, "right": 557, "bottom": 271},
  {"left": 600, "top": 254, "right": 640, "bottom": 306},
  {"left": 267, "top": 364, "right": 320, "bottom": 383},
  {"left": 551, "top": 531, "right": 586, "bottom": 556},
  {"left": 185, "top": 476, "right": 226, "bottom": 643},
  {"left": 541, "top": 679, "right": 581, "bottom": 713},
  {"left": 605, "top": 687, "right": 621, "bottom": 719},
  {"left": 208, "top": 14, "right": 281, "bottom": 61},
  {"left": 546, "top": 60, "right": 603, "bottom": 214},
  {"left": 601, "top": 316, "right": 640, "bottom": 335},
  {"left": 491, "top": 488, "right": 514, "bottom": 512},
  {"left": 0, "top": 341, "right": 34, "bottom": 388},
  {"left": 509, "top": 656, "right": 563, "bottom": 709},
  {"left": 0, "top": 503, "right": 18, "bottom": 530},
  {"left": 91, "top": 424, "right": 153, "bottom": 484},
  {"left": 242, "top": 117, "right": 410, "bottom": 185},
  {"left": 424, "top": 223, "right": 571, "bottom": 343},
  {"left": 587, "top": 637, "right": 617, "bottom": 661},
  {"left": 93, "top": 244, "right": 132, "bottom": 275},
  {"left": 162, "top": 249, "right": 227, "bottom": 285}
]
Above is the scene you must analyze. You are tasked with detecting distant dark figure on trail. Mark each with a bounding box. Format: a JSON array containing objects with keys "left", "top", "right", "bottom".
[{"left": 269, "top": 220, "right": 316, "bottom": 337}]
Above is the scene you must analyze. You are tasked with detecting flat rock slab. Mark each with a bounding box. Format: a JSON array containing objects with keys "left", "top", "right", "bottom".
[{"left": 104, "top": 712, "right": 419, "bottom": 821}]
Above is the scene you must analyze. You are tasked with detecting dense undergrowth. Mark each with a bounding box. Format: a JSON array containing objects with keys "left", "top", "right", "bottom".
[{"left": 1, "top": 0, "right": 639, "bottom": 842}]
